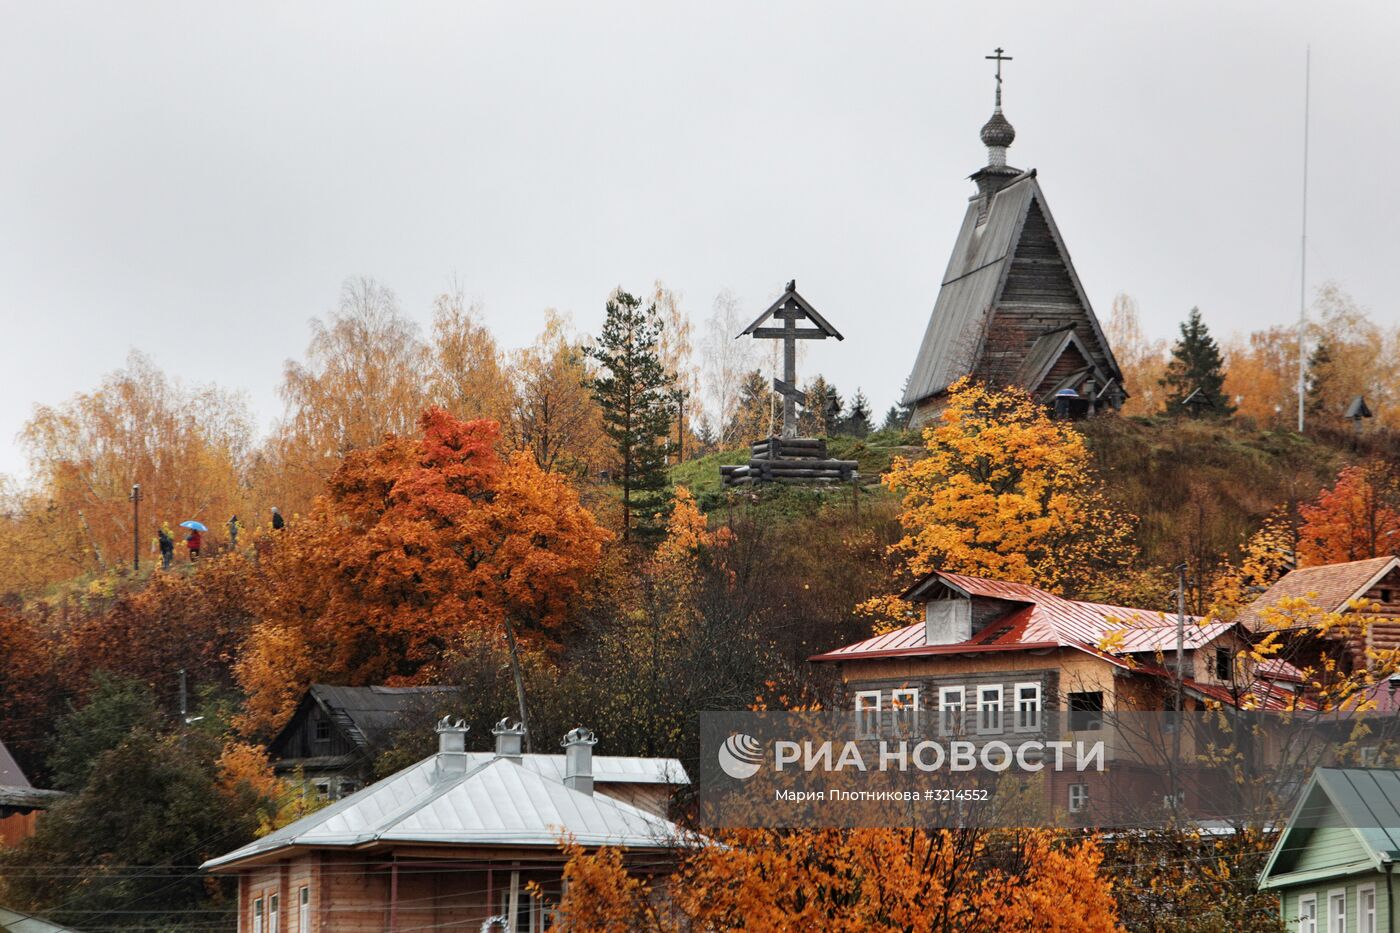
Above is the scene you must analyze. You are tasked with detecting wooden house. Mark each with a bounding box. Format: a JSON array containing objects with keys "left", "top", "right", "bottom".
[
  {"left": 810, "top": 570, "right": 1300, "bottom": 817},
  {"left": 267, "top": 684, "right": 457, "bottom": 800},
  {"left": 1239, "top": 556, "right": 1400, "bottom": 670},
  {"left": 902, "top": 79, "right": 1124, "bottom": 427},
  {"left": 1258, "top": 767, "right": 1400, "bottom": 932},
  {"left": 204, "top": 719, "right": 690, "bottom": 933}
]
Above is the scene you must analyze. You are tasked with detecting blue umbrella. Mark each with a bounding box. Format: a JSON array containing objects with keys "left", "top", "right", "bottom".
[{"left": 180, "top": 520, "right": 208, "bottom": 532}]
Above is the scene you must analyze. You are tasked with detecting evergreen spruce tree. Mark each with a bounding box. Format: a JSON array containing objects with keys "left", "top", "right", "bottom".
[
  {"left": 1161, "top": 307, "right": 1234, "bottom": 416},
  {"left": 728, "top": 369, "right": 773, "bottom": 442},
  {"left": 1305, "top": 339, "right": 1335, "bottom": 421},
  {"left": 800, "top": 375, "right": 842, "bottom": 436},
  {"left": 843, "top": 388, "right": 873, "bottom": 437},
  {"left": 881, "top": 378, "right": 915, "bottom": 432},
  {"left": 586, "top": 290, "right": 675, "bottom": 543}
]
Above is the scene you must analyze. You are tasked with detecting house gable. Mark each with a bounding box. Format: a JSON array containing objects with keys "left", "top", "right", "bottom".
[
  {"left": 1261, "top": 769, "right": 1400, "bottom": 891},
  {"left": 267, "top": 693, "right": 360, "bottom": 766},
  {"left": 974, "top": 194, "right": 1120, "bottom": 396}
]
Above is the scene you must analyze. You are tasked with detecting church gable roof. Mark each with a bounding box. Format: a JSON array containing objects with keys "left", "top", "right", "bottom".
[{"left": 903, "top": 172, "right": 1121, "bottom": 406}]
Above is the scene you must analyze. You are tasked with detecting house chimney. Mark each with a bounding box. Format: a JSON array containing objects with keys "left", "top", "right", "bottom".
[
  {"left": 561, "top": 727, "right": 598, "bottom": 795},
  {"left": 435, "top": 716, "right": 469, "bottom": 777},
  {"left": 491, "top": 717, "right": 525, "bottom": 761}
]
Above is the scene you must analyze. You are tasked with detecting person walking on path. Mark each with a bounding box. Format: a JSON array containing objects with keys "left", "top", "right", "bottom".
[
  {"left": 226, "top": 515, "right": 240, "bottom": 551},
  {"left": 271, "top": 506, "right": 285, "bottom": 531},
  {"left": 186, "top": 527, "right": 202, "bottom": 561},
  {"left": 157, "top": 525, "right": 175, "bottom": 570}
]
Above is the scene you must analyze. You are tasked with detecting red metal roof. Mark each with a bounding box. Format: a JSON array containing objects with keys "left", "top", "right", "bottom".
[{"left": 814, "top": 571, "right": 1208, "bottom": 664}]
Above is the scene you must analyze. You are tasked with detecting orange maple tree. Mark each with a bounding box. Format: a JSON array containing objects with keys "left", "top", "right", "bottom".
[
  {"left": 552, "top": 828, "right": 1122, "bottom": 932},
  {"left": 237, "top": 408, "right": 610, "bottom": 733},
  {"left": 1297, "top": 462, "right": 1400, "bottom": 565}
]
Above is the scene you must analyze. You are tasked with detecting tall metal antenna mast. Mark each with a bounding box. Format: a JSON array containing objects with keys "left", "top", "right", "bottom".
[{"left": 1296, "top": 47, "right": 1311, "bottom": 433}]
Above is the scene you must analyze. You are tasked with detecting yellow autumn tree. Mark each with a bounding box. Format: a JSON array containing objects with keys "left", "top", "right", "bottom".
[
  {"left": 507, "top": 310, "right": 607, "bottom": 476},
  {"left": 427, "top": 288, "right": 514, "bottom": 428},
  {"left": 17, "top": 351, "right": 253, "bottom": 588},
  {"left": 878, "top": 379, "right": 1136, "bottom": 603},
  {"left": 551, "top": 829, "right": 1122, "bottom": 932}
]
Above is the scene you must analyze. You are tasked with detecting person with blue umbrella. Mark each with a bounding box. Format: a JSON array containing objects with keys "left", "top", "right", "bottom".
[{"left": 181, "top": 520, "right": 207, "bottom": 561}]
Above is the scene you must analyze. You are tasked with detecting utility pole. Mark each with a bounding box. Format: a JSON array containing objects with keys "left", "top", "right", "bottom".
[
  {"left": 673, "top": 387, "right": 687, "bottom": 464},
  {"left": 178, "top": 668, "right": 203, "bottom": 741},
  {"left": 178, "top": 667, "right": 188, "bottom": 746},
  {"left": 1297, "top": 47, "right": 1311, "bottom": 433},
  {"left": 1172, "top": 562, "right": 1188, "bottom": 817},
  {"left": 129, "top": 484, "right": 142, "bottom": 571}
]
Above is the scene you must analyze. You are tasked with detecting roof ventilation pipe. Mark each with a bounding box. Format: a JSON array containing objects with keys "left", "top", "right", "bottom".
[
  {"left": 562, "top": 727, "right": 598, "bottom": 795},
  {"left": 492, "top": 717, "right": 526, "bottom": 762},
  {"left": 435, "top": 716, "right": 469, "bottom": 778}
]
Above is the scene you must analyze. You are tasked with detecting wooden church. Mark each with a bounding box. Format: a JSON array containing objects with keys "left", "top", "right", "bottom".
[{"left": 903, "top": 51, "right": 1125, "bottom": 428}]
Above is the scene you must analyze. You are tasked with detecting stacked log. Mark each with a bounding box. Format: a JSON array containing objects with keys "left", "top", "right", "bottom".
[{"left": 722, "top": 436, "right": 859, "bottom": 488}]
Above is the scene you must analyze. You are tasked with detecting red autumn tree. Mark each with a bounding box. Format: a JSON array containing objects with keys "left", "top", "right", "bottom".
[
  {"left": 1298, "top": 462, "right": 1400, "bottom": 566},
  {"left": 0, "top": 607, "right": 61, "bottom": 777},
  {"left": 237, "top": 408, "right": 610, "bottom": 733},
  {"left": 64, "top": 553, "right": 257, "bottom": 695}
]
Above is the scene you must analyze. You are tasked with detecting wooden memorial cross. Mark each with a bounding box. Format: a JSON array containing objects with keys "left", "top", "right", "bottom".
[{"left": 738, "top": 280, "right": 843, "bottom": 438}]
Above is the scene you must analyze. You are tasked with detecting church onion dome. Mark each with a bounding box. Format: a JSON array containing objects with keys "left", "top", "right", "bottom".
[{"left": 980, "top": 109, "right": 1016, "bottom": 149}]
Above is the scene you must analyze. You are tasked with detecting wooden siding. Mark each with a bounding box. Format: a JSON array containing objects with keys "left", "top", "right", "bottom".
[
  {"left": 270, "top": 700, "right": 359, "bottom": 763},
  {"left": 1361, "top": 570, "right": 1400, "bottom": 657},
  {"left": 1292, "top": 825, "right": 1369, "bottom": 875},
  {"left": 1282, "top": 874, "right": 1389, "bottom": 932},
  {"left": 972, "top": 197, "right": 1116, "bottom": 392},
  {"left": 233, "top": 847, "right": 668, "bottom": 932},
  {"left": 0, "top": 810, "right": 38, "bottom": 847}
]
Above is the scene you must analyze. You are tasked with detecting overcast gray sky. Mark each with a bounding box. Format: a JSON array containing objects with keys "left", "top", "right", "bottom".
[{"left": 3, "top": 1, "right": 1397, "bottom": 480}]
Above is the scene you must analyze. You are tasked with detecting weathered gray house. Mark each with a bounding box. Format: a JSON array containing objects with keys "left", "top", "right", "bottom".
[
  {"left": 267, "top": 684, "right": 457, "bottom": 799},
  {"left": 1259, "top": 768, "right": 1400, "bottom": 932},
  {"left": 903, "top": 62, "right": 1124, "bottom": 427}
]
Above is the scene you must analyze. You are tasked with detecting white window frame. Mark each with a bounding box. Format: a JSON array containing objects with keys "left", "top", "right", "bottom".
[
  {"left": 977, "top": 685, "right": 1004, "bottom": 735},
  {"left": 854, "top": 691, "right": 881, "bottom": 738},
  {"left": 253, "top": 897, "right": 264, "bottom": 933},
  {"left": 268, "top": 894, "right": 279, "bottom": 933},
  {"left": 1299, "top": 893, "right": 1318, "bottom": 933},
  {"left": 890, "top": 688, "right": 920, "bottom": 737},
  {"left": 1068, "top": 783, "right": 1088, "bottom": 814},
  {"left": 1358, "top": 884, "right": 1376, "bottom": 933},
  {"left": 1329, "top": 887, "right": 1347, "bottom": 933},
  {"left": 298, "top": 886, "right": 310, "bottom": 932},
  {"left": 938, "top": 686, "right": 965, "bottom": 736},
  {"left": 1014, "top": 682, "right": 1041, "bottom": 733}
]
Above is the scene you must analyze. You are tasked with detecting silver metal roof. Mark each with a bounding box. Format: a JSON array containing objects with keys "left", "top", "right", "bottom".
[
  {"left": 0, "top": 737, "right": 30, "bottom": 788},
  {"left": 0, "top": 906, "right": 83, "bottom": 932},
  {"left": 461, "top": 752, "right": 689, "bottom": 786},
  {"left": 203, "top": 751, "right": 690, "bottom": 870}
]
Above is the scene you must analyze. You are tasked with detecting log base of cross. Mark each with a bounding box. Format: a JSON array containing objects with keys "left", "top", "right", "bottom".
[{"left": 720, "top": 436, "right": 859, "bottom": 488}]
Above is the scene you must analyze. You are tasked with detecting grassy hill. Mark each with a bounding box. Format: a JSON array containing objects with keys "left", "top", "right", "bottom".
[{"left": 675, "top": 417, "right": 1377, "bottom": 599}]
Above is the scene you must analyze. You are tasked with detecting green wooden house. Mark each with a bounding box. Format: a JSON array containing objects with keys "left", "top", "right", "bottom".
[{"left": 1259, "top": 768, "right": 1400, "bottom": 932}]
